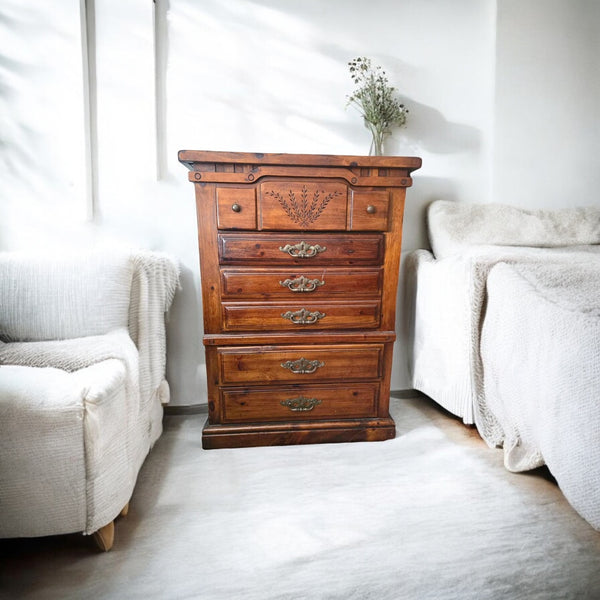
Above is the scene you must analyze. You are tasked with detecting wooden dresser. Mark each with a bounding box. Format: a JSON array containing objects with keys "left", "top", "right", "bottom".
[{"left": 178, "top": 151, "right": 421, "bottom": 449}]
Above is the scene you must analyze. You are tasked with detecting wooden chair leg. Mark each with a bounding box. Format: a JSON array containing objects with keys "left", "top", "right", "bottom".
[
  {"left": 92, "top": 520, "right": 114, "bottom": 552},
  {"left": 91, "top": 501, "right": 129, "bottom": 551}
]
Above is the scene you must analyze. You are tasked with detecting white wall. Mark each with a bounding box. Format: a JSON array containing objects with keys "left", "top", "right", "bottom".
[
  {"left": 2, "top": 1, "right": 596, "bottom": 405},
  {"left": 165, "top": 0, "right": 497, "bottom": 394},
  {"left": 494, "top": 0, "right": 600, "bottom": 208},
  {"left": 0, "top": 1, "right": 88, "bottom": 246}
]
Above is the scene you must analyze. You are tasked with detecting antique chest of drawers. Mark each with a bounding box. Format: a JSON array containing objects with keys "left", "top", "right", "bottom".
[{"left": 178, "top": 151, "right": 421, "bottom": 449}]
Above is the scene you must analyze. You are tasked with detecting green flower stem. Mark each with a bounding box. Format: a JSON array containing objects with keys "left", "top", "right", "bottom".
[
  {"left": 347, "top": 57, "right": 408, "bottom": 156},
  {"left": 365, "top": 121, "right": 387, "bottom": 156}
]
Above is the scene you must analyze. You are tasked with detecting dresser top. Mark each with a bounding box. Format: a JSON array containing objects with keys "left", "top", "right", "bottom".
[{"left": 178, "top": 150, "right": 422, "bottom": 173}]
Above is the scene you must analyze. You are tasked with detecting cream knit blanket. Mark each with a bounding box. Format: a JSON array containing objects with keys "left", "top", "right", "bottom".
[{"left": 482, "top": 260, "right": 600, "bottom": 530}]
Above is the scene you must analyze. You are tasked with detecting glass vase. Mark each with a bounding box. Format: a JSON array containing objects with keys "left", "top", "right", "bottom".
[{"left": 365, "top": 121, "right": 387, "bottom": 156}]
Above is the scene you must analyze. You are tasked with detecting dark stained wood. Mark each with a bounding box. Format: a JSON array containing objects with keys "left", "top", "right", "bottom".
[
  {"left": 350, "top": 190, "right": 390, "bottom": 231},
  {"left": 259, "top": 180, "right": 348, "bottom": 230},
  {"left": 178, "top": 149, "right": 422, "bottom": 171},
  {"left": 217, "top": 344, "right": 383, "bottom": 384},
  {"left": 221, "top": 383, "right": 379, "bottom": 423},
  {"left": 216, "top": 187, "right": 256, "bottom": 229},
  {"left": 179, "top": 151, "right": 421, "bottom": 448},
  {"left": 201, "top": 419, "right": 396, "bottom": 449},
  {"left": 203, "top": 330, "right": 397, "bottom": 346},
  {"left": 218, "top": 233, "right": 384, "bottom": 265},
  {"left": 219, "top": 267, "right": 383, "bottom": 299},
  {"left": 221, "top": 300, "right": 381, "bottom": 332}
]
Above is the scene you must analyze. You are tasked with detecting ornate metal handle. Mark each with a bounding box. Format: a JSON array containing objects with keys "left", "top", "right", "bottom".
[
  {"left": 280, "top": 396, "right": 322, "bottom": 412},
  {"left": 281, "top": 308, "right": 325, "bottom": 325},
  {"left": 281, "top": 357, "right": 325, "bottom": 374},
  {"left": 279, "top": 241, "right": 326, "bottom": 258},
  {"left": 279, "top": 276, "right": 325, "bottom": 293}
]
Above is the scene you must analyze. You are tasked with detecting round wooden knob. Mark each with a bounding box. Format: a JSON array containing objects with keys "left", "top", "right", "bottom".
[
  {"left": 366, "top": 205, "right": 376, "bottom": 214},
  {"left": 231, "top": 203, "right": 241, "bottom": 212}
]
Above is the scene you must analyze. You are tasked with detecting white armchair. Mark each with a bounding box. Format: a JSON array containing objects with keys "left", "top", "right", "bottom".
[{"left": 0, "top": 249, "right": 179, "bottom": 550}]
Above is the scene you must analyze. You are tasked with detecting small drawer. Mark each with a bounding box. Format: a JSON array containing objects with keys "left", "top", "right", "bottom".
[
  {"left": 220, "top": 267, "right": 383, "bottom": 299},
  {"left": 217, "top": 187, "right": 256, "bottom": 229},
  {"left": 221, "top": 301, "right": 381, "bottom": 331},
  {"left": 221, "top": 383, "right": 379, "bottom": 423},
  {"left": 350, "top": 190, "right": 390, "bottom": 231},
  {"left": 218, "top": 344, "right": 383, "bottom": 384},
  {"left": 218, "top": 233, "right": 384, "bottom": 265},
  {"left": 259, "top": 180, "right": 348, "bottom": 230}
]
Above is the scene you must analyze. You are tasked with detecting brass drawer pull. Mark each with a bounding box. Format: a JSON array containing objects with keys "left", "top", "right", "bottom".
[
  {"left": 279, "top": 241, "right": 326, "bottom": 258},
  {"left": 366, "top": 205, "right": 376, "bottom": 214},
  {"left": 280, "top": 396, "right": 322, "bottom": 412},
  {"left": 281, "top": 357, "right": 325, "bottom": 374},
  {"left": 279, "top": 276, "right": 325, "bottom": 293},
  {"left": 281, "top": 308, "right": 325, "bottom": 325},
  {"left": 231, "top": 203, "right": 241, "bottom": 212}
]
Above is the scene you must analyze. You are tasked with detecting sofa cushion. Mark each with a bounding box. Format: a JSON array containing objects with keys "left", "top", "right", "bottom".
[
  {"left": 428, "top": 200, "right": 600, "bottom": 259},
  {"left": 0, "top": 251, "right": 133, "bottom": 341}
]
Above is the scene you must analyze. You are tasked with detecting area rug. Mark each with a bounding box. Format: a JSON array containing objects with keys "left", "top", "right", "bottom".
[{"left": 1, "top": 396, "right": 599, "bottom": 600}]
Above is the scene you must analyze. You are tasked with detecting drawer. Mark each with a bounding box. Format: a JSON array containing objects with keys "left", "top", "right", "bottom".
[
  {"left": 220, "top": 267, "right": 383, "bottom": 299},
  {"left": 218, "top": 233, "right": 384, "bottom": 265},
  {"left": 258, "top": 180, "right": 348, "bottom": 230},
  {"left": 217, "top": 187, "right": 256, "bottom": 230},
  {"left": 217, "top": 344, "right": 383, "bottom": 384},
  {"left": 221, "top": 383, "right": 379, "bottom": 423},
  {"left": 350, "top": 190, "right": 390, "bottom": 231},
  {"left": 221, "top": 301, "right": 381, "bottom": 331}
]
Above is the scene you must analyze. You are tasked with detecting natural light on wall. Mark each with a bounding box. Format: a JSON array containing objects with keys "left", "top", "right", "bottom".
[
  {"left": 166, "top": 0, "right": 363, "bottom": 165},
  {"left": 0, "top": 1, "right": 87, "bottom": 249}
]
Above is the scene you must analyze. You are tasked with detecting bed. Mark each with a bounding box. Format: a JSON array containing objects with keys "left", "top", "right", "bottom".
[{"left": 409, "top": 200, "right": 600, "bottom": 529}]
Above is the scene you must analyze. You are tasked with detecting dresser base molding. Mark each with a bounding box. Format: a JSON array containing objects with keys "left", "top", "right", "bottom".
[{"left": 201, "top": 418, "right": 396, "bottom": 449}]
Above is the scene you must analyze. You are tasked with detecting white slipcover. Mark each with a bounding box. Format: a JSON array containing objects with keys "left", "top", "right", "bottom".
[{"left": 0, "top": 249, "right": 179, "bottom": 538}]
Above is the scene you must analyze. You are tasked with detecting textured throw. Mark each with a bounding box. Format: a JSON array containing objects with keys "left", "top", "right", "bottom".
[
  {"left": 428, "top": 200, "right": 600, "bottom": 259},
  {"left": 482, "top": 261, "right": 600, "bottom": 530},
  {"left": 128, "top": 250, "right": 180, "bottom": 406},
  {"left": 411, "top": 244, "right": 600, "bottom": 429},
  {"left": 0, "top": 328, "right": 137, "bottom": 373}
]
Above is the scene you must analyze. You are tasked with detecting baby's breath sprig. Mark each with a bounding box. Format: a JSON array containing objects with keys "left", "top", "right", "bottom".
[{"left": 347, "top": 57, "right": 409, "bottom": 155}]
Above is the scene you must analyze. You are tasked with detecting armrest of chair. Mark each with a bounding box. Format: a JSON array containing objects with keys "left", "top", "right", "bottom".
[{"left": 127, "top": 251, "right": 180, "bottom": 402}]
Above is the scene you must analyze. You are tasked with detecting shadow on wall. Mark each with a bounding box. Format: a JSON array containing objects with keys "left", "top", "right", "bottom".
[
  {"left": 166, "top": 263, "right": 207, "bottom": 405},
  {"left": 397, "top": 177, "right": 458, "bottom": 384},
  {"left": 392, "top": 97, "right": 482, "bottom": 156},
  {"left": 370, "top": 49, "right": 483, "bottom": 155},
  {"left": 402, "top": 176, "right": 459, "bottom": 252}
]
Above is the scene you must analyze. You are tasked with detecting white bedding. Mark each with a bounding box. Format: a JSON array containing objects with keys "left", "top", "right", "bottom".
[
  {"left": 482, "top": 261, "right": 600, "bottom": 530},
  {"left": 411, "top": 199, "right": 600, "bottom": 530},
  {"left": 410, "top": 244, "right": 600, "bottom": 434}
]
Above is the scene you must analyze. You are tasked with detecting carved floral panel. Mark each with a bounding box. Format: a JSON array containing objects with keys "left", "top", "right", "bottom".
[{"left": 259, "top": 181, "right": 348, "bottom": 230}]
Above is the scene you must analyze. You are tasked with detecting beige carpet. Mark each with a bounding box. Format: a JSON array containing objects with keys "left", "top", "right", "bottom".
[{"left": 1, "top": 395, "right": 599, "bottom": 600}]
